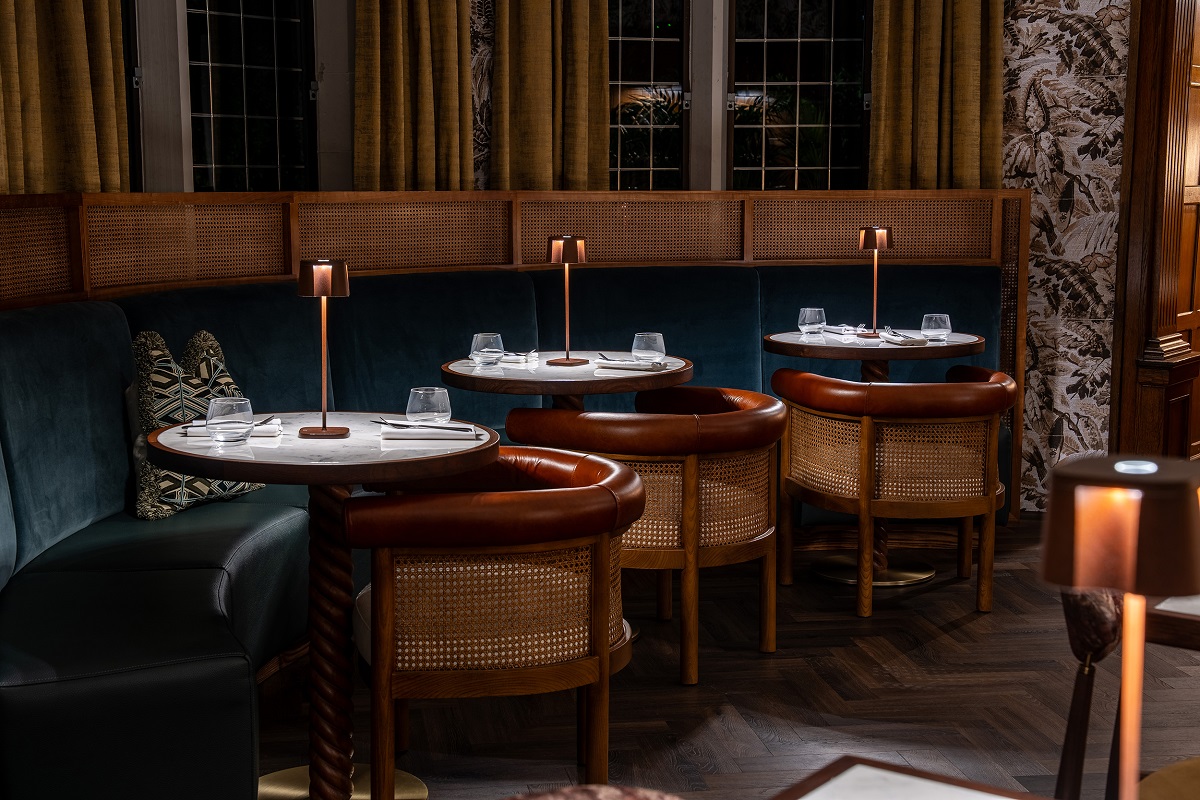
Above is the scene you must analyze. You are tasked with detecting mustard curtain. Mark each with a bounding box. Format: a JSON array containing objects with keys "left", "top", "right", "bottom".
[
  {"left": 869, "top": 0, "right": 1003, "bottom": 189},
  {"left": 354, "top": 0, "right": 473, "bottom": 191},
  {"left": 0, "top": 0, "right": 128, "bottom": 193},
  {"left": 490, "top": 0, "right": 608, "bottom": 190}
]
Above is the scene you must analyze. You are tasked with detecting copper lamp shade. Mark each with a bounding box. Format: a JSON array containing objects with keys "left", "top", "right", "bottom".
[
  {"left": 1041, "top": 454, "right": 1200, "bottom": 800},
  {"left": 546, "top": 235, "right": 589, "bottom": 367},
  {"left": 858, "top": 226, "right": 892, "bottom": 251},
  {"left": 298, "top": 259, "right": 349, "bottom": 297},
  {"left": 298, "top": 259, "right": 350, "bottom": 438}
]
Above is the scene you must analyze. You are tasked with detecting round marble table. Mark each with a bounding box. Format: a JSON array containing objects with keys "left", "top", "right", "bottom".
[
  {"left": 441, "top": 351, "right": 694, "bottom": 409},
  {"left": 762, "top": 330, "right": 985, "bottom": 382},
  {"left": 149, "top": 412, "right": 500, "bottom": 800}
]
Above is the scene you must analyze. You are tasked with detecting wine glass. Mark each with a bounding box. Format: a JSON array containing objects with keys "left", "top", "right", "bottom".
[
  {"left": 205, "top": 397, "right": 254, "bottom": 443},
  {"left": 631, "top": 332, "right": 666, "bottom": 362},
  {"left": 407, "top": 387, "right": 452, "bottom": 422},
  {"left": 921, "top": 314, "right": 952, "bottom": 341}
]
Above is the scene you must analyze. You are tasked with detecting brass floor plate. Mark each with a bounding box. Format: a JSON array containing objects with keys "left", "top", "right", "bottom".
[
  {"left": 259, "top": 766, "right": 428, "bottom": 800},
  {"left": 812, "top": 552, "right": 937, "bottom": 586}
]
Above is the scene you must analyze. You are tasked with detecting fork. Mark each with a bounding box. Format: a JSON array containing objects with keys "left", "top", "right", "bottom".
[
  {"left": 372, "top": 418, "right": 476, "bottom": 433},
  {"left": 597, "top": 352, "right": 617, "bottom": 361},
  {"left": 883, "top": 326, "right": 915, "bottom": 340}
]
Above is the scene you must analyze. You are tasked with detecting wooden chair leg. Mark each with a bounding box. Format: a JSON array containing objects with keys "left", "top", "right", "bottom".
[
  {"left": 958, "top": 516, "right": 974, "bottom": 579},
  {"left": 778, "top": 491, "right": 794, "bottom": 586},
  {"left": 760, "top": 543, "right": 776, "bottom": 653},
  {"left": 680, "top": 560, "right": 700, "bottom": 685},
  {"left": 657, "top": 569, "right": 673, "bottom": 621},
  {"left": 393, "top": 698, "right": 410, "bottom": 754},
  {"left": 857, "top": 514, "right": 874, "bottom": 617},
  {"left": 372, "top": 686, "right": 396, "bottom": 800},
  {"left": 1054, "top": 661, "right": 1096, "bottom": 800},
  {"left": 583, "top": 680, "right": 610, "bottom": 784},
  {"left": 977, "top": 508, "right": 995, "bottom": 612}
]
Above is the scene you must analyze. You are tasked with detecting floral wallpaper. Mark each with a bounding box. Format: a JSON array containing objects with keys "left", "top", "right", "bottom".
[
  {"left": 1003, "top": 0, "right": 1130, "bottom": 509},
  {"left": 471, "top": 0, "right": 494, "bottom": 189}
]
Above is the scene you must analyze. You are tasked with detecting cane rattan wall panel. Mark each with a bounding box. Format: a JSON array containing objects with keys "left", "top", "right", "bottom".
[
  {"left": 752, "top": 198, "right": 995, "bottom": 262},
  {"left": 0, "top": 208, "right": 71, "bottom": 301},
  {"left": 299, "top": 202, "right": 510, "bottom": 270},
  {"left": 87, "top": 204, "right": 285, "bottom": 288},
  {"left": 518, "top": 199, "right": 743, "bottom": 264}
]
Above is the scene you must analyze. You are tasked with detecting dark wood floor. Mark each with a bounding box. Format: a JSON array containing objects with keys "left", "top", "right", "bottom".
[{"left": 259, "top": 516, "right": 1200, "bottom": 799}]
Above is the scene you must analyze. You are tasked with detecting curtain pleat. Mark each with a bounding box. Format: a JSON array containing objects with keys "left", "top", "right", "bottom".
[
  {"left": 869, "top": 0, "right": 1002, "bottom": 189},
  {"left": 354, "top": 0, "right": 473, "bottom": 191},
  {"left": 0, "top": 0, "right": 127, "bottom": 193},
  {"left": 490, "top": 0, "right": 608, "bottom": 190}
]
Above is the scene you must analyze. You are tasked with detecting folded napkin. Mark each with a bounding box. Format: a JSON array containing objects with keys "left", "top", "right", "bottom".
[
  {"left": 823, "top": 324, "right": 860, "bottom": 335},
  {"left": 378, "top": 419, "right": 479, "bottom": 440},
  {"left": 879, "top": 331, "right": 928, "bottom": 346},
  {"left": 591, "top": 359, "right": 666, "bottom": 372},
  {"left": 183, "top": 417, "right": 283, "bottom": 437}
]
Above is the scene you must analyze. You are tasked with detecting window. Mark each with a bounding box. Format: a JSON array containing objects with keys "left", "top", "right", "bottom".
[
  {"left": 186, "top": 0, "right": 317, "bottom": 191},
  {"left": 731, "top": 0, "right": 869, "bottom": 190},
  {"left": 609, "top": 0, "right": 689, "bottom": 189}
]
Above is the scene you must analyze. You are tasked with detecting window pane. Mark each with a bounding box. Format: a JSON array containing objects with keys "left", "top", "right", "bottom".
[
  {"left": 247, "top": 117, "right": 278, "bottom": 165},
  {"left": 192, "top": 117, "right": 213, "bottom": 164},
  {"left": 654, "top": 39, "right": 682, "bottom": 83},
  {"left": 766, "top": 0, "right": 799, "bottom": 38},
  {"left": 655, "top": 0, "right": 682, "bottom": 32},
  {"left": 766, "top": 41, "right": 798, "bottom": 82},
  {"left": 193, "top": 166, "right": 215, "bottom": 190},
  {"left": 796, "top": 85, "right": 829, "bottom": 124},
  {"left": 799, "top": 41, "right": 831, "bottom": 82},
  {"left": 733, "top": 128, "right": 763, "bottom": 167},
  {"left": 187, "top": 12, "right": 209, "bottom": 60},
  {"left": 214, "top": 166, "right": 248, "bottom": 191},
  {"left": 277, "top": 19, "right": 303, "bottom": 66},
  {"left": 764, "top": 168, "right": 796, "bottom": 189},
  {"left": 734, "top": 41, "right": 764, "bottom": 83},
  {"left": 621, "top": 169, "right": 651, "bottom": 189},
  {"left": 243, "top": 16, "right": 274, "bottom": 67},
  {"left": 735, "top": 0, "right": 765, "bottom": 38},
  {"left": 732, "top": 169, "right": 763, "bottom": 190},
  {"left": 831, "top": 83, "right": 863, "bottom": 124},
  {"left": 653, "top": 128, "right": 682, "bottom": 167},
  {"left": 834, "top": 0, "right": 866, "bottom": 38},
  {"left": 623, "top": 128, "right": 651, "bottom": 168},
  {"left": 653, "top": 169, "right": 682, "bottom": 189},
  {"left": 211, "top": 65, "right": 245, "bottom": 115},
  {"left": 734, "top": 88, "right": 764, "bottom": 125},
  {"left": 209, "top": 14, "right": 243, "bottom": 64},
  {"left": 831, "top": 125, "right": 862, "bottom": 167},
  {"left": 622, "top": 40, "right": 652, "bottom": 82},
  {"left": 621, "top": 1, "right": 651, "bottom": 37},
  {"left": 249, "top": 166, "right": 279, "bottom": 191},
  {"left": 190, "top": 65, "right": 211, "bottom": 112},
  {"left": 801, "top": 0, "right": 832, "bottom": 38},
  {"left": 832, "top": 40, "right": 862, "bottom": 83},
  {"left": 765, "top": 127, "right": 795, "bottom": 166},
  {"left": 213, "top": 117, "right": 246, "bottom": 164},
  {"left": 796, "top": 127, "right": 828, "bottom": 167}
]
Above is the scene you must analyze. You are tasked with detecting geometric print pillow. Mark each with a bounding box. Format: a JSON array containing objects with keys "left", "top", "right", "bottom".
[{"left": 131, "top": 329, "right": 263, "bottom": 520}]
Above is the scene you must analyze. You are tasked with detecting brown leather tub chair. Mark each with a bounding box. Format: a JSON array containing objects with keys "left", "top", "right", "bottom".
[
  {"left": 771, "top": 366, "right": 1017, "bottom": 617},
  {"left": 507, "top": 386, "right": 787, "bottom": 685},
  {"left": 343, "top": 446, "right": 645, "bottom": 792}
]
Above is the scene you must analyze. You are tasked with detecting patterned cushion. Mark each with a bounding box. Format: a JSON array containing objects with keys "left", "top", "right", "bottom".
[
  {"left": 498, "top": 788, "right": 684, "bottom": 800},
  {"left": 131, "top": 330, "right": 262, "bottom": 519}
]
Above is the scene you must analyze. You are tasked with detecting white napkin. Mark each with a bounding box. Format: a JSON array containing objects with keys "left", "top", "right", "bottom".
[
  {"left": 378, "top": 419, "right": 479, "bottom": 440},
  {"left": 183, "top": 417, "right": 283, "bottom": 437},
  {"left": 591, "top": 360, "right": 666, "bottom": 371},
  {"left": 823, "top": 324, "right": 860, "bottom": 335},
  {"left": 879, "top": 331, "right": 928, "bottom": 346}
]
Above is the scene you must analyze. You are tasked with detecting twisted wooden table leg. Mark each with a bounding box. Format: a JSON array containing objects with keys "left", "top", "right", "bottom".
[{"left": 308, "top": 484, "right": 356, "bottom": 800}]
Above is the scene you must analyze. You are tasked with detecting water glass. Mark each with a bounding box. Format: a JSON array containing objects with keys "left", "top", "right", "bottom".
[
  {"left": 797, "top": 307, "right": 826, "bottom": 334},
  {"left": 921, "top": 313, "right": 952, "bottom": 341},
  {"left": 407, "top": 387, "right": 452, "bottom": 422},
  {"left": 206, "top": 397, "right": 254, "bottom": 443},
  {"left": 469, "top": 332, "right": 504, "bottom": 366},
  {"left": 631, "top": 332, "right": 666, "bottom": 363}
]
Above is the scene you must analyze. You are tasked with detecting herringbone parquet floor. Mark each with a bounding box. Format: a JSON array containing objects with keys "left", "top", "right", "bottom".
[{"left": 259, "top": 515, "right": 1200, "bottom": 799}]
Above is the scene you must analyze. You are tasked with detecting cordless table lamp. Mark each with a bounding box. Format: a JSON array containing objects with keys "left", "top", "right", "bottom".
[
  {"left": 858, "top": 226, "right": 892, "bottom": 338},
  {"left": 297, "top": 258, "right": 350, "bottom": 439},
  {"left": 1041, "top": 456, "right": 1200, "bottom": 800},
  {"left": 546, "top": 235, "right": 589, "bottom": 366}
]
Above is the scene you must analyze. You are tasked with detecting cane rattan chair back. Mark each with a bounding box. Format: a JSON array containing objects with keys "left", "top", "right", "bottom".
[
  {"left": 342, "top": 447, "right": 646, "bottom": 793},
  {"left": 771, "top": 366, "right": 1017, "bottom": 617},
  {"left": 507, "top": 386, "right": 787, "bottom": 685}
]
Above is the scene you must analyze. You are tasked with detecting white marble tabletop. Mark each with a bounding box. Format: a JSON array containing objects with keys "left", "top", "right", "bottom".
[
  {"left": 443, "top": 350, "right": 690, "bottom": 382},
  {"left": 148, "top": 411, "right": 500, "bottom": 485},
  {"left": 767, "top": 330, "right": 983, "bottom": 350},
  {"left": 800, "top": 763, "right": 1019, "bottom": 799}
]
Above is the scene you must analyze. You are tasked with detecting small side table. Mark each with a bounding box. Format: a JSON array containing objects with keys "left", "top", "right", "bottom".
[
  {"left": 442, "top": 351, "right": 694, "bottom": 409},
  {"left": 149, "top": 412, "right": 500, "bottom": 800},
  {"left": 763, "top": 330, "right": 985, "bottom": 382}
]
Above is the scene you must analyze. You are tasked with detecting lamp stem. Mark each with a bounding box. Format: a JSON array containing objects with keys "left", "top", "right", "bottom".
[
  {"left": 563, "top": 261, "right": 571, "bottom": 359},
  {"left": 872, "top": 247, "right": 879, "bottom": 334},
  {"left": 1119, "top": 591, "right": 1145, "bottom": 800},
  {"left": 320, "top": 295, "right": 329, "bottom": 430}
]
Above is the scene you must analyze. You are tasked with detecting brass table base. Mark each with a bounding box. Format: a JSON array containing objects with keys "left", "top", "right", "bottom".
[
  {"left": 259, "top": 766, "right": 428, "bottom": 799},
  {"left": 813, "top": 553, "right": 936, "bottom": 587}
]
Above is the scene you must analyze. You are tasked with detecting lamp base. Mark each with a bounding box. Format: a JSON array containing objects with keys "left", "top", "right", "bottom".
[
  {"left": 857, "top": 331, "right": 881, "bottom": 339},
  {"left": 298, "top": 426, "right": 350, "bottom": 439},
  {"left": 546, "top": 357, "right": 590, "bottom": 366}
]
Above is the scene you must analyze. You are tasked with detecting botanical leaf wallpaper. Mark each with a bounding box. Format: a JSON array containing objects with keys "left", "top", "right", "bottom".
[
  {"left": 1003, "top": 0, "right": 1129, "bottom": 509},
  {"left": 471, "top": 0, "right": 494, "bottom": 189}
]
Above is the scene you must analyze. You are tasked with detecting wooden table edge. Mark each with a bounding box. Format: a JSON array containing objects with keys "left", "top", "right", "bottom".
[{"left": 762, "top": 332, "right": 986, "bottom": 361}]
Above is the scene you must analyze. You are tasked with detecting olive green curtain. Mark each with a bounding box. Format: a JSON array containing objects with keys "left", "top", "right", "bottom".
[
  {"left": 869, "top": 0, "right": 1003, "bottom": 189},
  {"left": 0, "top": 0, "right": 128, "bottom": 193},
  {"left": 354, "top": 0, "right": 473, "bottom": 191},
  {"left": 490, "top": 0, "right": 608, "bottom": 190}
]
